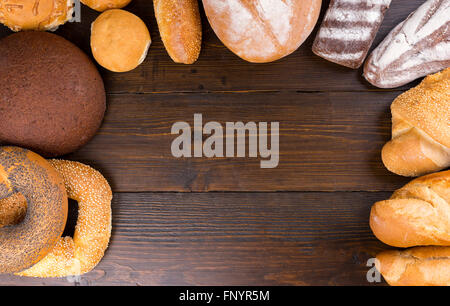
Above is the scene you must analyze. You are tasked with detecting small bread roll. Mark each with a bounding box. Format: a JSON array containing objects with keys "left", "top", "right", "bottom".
[
  {"left": 153, "top": 0, "right": 202, "bottom": 64},
  {"left": 0, "top": 0, "right": 74, "bottom": 31},
  {"left": 81, "top": 0, "right": 132, "bottom": 12},
  {"left": 91, "top": 9, "right": 151, "bottom": 72}
]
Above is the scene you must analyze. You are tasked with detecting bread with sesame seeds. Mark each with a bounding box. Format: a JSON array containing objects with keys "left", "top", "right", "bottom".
[
  {"left": 370, "top": 170, "right": 450, "bottom": 248},
  {"left": 17, "top": 160, "right": 112, "bottom": 278},
  {"left": 381, "top": 68, "right": 450, "bottom": 177},
  {"left": 0, "top": 146, "right": 68, "bottom": 274},
  {"left": 154, "top": 0, "right": 202, "bottom": 64}
]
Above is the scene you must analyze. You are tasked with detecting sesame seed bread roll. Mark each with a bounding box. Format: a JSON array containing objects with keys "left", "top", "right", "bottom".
[
  {"left": 18, "top": 160, "right": 112, "bottom": 277},
  {"left": 381, "top": 68, "right": 450, "bottom": 177},
  {"left": 376, "top": 246, "right": 450, "bottom": 286},
  {"left": 370, "top": 170, "right": 450, "bottom": 248},
  {"left": 153, "top": 0, "right": 202, "bottom": 64},
  {"left": 202, "top": 0, "right": 322, "bottom": 63}
]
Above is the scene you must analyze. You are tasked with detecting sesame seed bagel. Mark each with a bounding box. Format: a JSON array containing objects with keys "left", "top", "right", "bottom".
[
  {"left": 0, "top": 147, "right": 68, "bottom": 273},
  {"left": 17, "top": 160, "right": 112, "bottom": 277}
]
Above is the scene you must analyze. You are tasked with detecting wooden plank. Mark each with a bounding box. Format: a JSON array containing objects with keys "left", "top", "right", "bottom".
[
  {"left": 65, "top": 91, "right": 411, "bottom": 192},
  {"left": 0, "top": 192, "right": 393, "bottom": 286},
  {"left": 0, "top": 0, "right": 425, "bottom": 93}
]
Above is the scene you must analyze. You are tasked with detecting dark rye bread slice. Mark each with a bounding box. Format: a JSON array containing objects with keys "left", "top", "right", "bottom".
[
  {"left": 312, "top": 0, "right": 392, "bottom": 69},
  {"left": 364, "top": 0, "right": 450, "bottom": 88}
]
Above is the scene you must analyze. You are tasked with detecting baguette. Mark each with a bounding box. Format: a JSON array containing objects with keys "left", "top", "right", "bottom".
[
  {"left": 364, "top": 0, "right": 450, "bottom": 88},
  {"left": 370, "top": 170, "right": 450, "bottom": 248},
  {"left": 376, "top": 246, "right": 450, "bottom": 286},
  {"left": 312, "top": 0, "right": 392, "bottom": 69},
  {"left": 153, "top": 0, "right": 202, "bottom": 64},
  {"left": 381, "top": 68, "right": 450, "bottom": 177}
]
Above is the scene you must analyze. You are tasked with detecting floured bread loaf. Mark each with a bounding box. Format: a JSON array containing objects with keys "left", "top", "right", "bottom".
[
  {"left": 364, "top": 0, "right": 450, "bottom": 88},
  {"left": 202, "top": 0, "right": 322, "bottom": 63},
  {"left": 313, "top": 0, "right": 392, "bottom": 69}
]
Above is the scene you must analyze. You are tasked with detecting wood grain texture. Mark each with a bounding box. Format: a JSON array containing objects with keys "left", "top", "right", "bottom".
[
  {"left": 0, "top": 0, "right": 426, "bottom": 93},
  {"left": 65, "top": 91, "right": 410, "bottom": 192},
  {"left": 0, "top": 192, "right": 392, "bottom": 285}
]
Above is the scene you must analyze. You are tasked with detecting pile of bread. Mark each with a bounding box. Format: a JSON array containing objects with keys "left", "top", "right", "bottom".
[{"left": 0, "top": 0, "right": 448, "bottom": 285}]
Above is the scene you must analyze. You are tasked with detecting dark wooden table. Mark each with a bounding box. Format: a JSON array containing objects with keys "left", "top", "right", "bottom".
[{"left": 0, "top": 0, "right": 427, "bottom": 286}]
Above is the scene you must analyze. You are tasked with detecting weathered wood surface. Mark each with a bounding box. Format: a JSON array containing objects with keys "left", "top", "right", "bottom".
[
  {"left": 0, "top": 192, "right": 393, "bottom": 286},
  {"left": 67, "top": 91, "right": 410, "bottom": 192}
]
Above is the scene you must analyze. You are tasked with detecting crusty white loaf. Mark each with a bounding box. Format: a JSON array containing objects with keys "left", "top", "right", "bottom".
[
  {"left": 376, "top": 246, "right": 450, "bottom": 286},
  {"left": 202, "top": 0, "right": 322, "bottom": 63},
  {"left": 381, "top": 68, "right": 450, "bottom": 177},
  {"left": 364, "top": 0, "right": 450, "bottom": 88},
  {"left": 313, "top": 0, "right": 392, "bottom": 69},
  {"left": 370, "top": 170, "right": 450, "bottom": 248}
]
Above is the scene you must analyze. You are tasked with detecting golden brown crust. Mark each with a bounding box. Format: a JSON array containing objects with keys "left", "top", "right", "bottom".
[
  {"left": 376, "top": 246, "right": 450, "bottom": 286},
  {"left": 90, "top": 9, "right": 151, "bottom": 72},
  {"left": 0, "top": 147, "right": 67, "bottom": 273},
  {"left": 202, "top": 0, "right": 321, "bottom": 63},
  {"left": 18, "top": 160, "right": 112, "bottom": 277},
  {"left": 81, "top": 0, "right": 131, "bottom": 12},
  {"left": 370, "top": 170, "right": 450, "bottom": 248},
  {"left": 0, "top": 0, "right": 74, "bottom": 31},
  {"left": 382, "top": 68, "right": 450, "bottom": 177},
  {"left": 153, "top": 0, "right": 202, "bottom": 64},
  {"left": 0, "top": 193, "right": 26, "bottom": 229}
]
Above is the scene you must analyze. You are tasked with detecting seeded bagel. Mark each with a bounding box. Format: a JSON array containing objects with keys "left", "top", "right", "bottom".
[{"left": 0, "top": 146, "right": 67, "bottom": 273}]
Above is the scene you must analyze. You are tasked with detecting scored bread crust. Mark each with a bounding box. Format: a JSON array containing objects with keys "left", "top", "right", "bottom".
[
  {"left": 0, "top": 0, "right": 74, "bottom": 31},
  {"left": 17, "top": 160, "right": 112, "bottom": 278},
  {"left": 153, "top": 0, "right": 202, "bottom": 64},
  {"left": 376, "top": 246, "right": 450, "bottom": 286},
  {"left": 202, "top": 0, "right": 322, "bottom": 63},
  {"left": 381, "top": 68, "right": 450, "bottom": 177},
  {"left": 370, "top": 170, "right": 450, "bottom": 248}
]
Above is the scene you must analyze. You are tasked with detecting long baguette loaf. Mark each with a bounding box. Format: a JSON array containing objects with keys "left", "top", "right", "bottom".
[
  {"left": 364, "top": 0, "right": 450, "bottom": 88},
  {"left": 153, "top": 0, "right": 202, "bottom": 64},
  {"left": 381, "top": 68, "right": 450, "bottom": 177},
  {"left": 376, "top": 246, "right": 450, "bottom": 286},
  {"left": 312, "top": 0, "right": 392, "bottom": 69},
  {"left": 370, "top": 170, "right": 450, "bottom": 248}
]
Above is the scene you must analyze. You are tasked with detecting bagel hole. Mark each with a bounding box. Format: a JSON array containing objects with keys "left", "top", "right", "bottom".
[
  {"left": 0, "top": 193, "right": 27, "bottom": 228},
  {"left": 62, "top": 199, "right": 78, "bottom": 238}
]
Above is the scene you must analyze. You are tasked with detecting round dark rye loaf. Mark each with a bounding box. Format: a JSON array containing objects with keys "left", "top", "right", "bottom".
[{"left": 0, "top": 32, "right": 106, "bottom": 156}]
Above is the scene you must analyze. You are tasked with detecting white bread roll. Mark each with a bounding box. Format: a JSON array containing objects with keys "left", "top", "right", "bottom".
[{"left": 202, "top": 0, "right": 322, "bottom": 63}]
